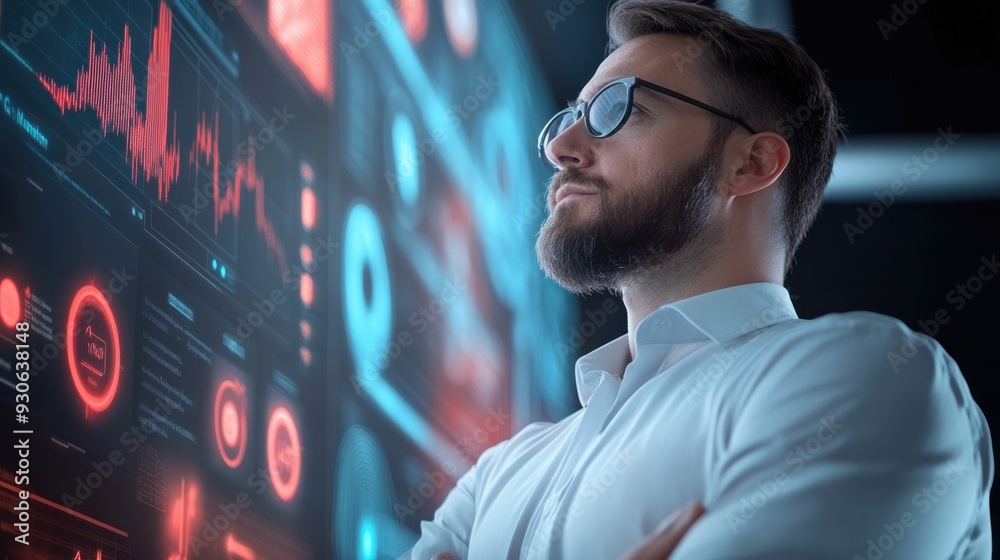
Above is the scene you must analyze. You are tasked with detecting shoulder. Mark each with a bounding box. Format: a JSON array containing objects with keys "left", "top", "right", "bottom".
[
  {"left": 733, "top": 310, "right": 983, "bottom": 454},
  {"left": 762, "top": 310, "right": 949, "bottom": 378}
]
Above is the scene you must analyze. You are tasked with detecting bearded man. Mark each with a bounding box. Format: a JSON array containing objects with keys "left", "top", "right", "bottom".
[{"left": 401, "top": 1, "right": 993, "bottom": 558}]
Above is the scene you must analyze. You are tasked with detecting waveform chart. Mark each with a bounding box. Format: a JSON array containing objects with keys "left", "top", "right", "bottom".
[
  {"left": 215, "top": 379, "right": 249, "bottom": 469},
  {"left": 36, "top": 0, "right": 181, "bottom": 201},
  {"left": 66, "top": 284, "right": 122, "bottom": 416},
  {"left": 267, "top": 405, "right": 302, "bottom": 502},
  {"left": 33, "top": 0, "right": 297, "bottom": 293}
]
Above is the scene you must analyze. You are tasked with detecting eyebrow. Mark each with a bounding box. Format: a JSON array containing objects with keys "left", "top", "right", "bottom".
[
  {"left": 570, "top": 77, "right": 672, "bottom": 108},
  {"left": 572, "top": 78, "right": 615, "bottom": 106}
]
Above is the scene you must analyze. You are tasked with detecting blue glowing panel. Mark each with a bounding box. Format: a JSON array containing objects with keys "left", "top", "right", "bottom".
[{"left": 331, "top": 0, "right": 580, "bottom": 556}]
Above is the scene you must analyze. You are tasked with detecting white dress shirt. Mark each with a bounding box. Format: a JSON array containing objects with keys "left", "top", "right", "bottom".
[{"left": 399, "top": 283, "right": 993, "bottom": 559}]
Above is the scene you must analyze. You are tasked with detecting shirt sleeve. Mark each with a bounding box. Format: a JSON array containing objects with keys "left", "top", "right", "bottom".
[
  {"left": 396, "top": 439, "right": 511, "bottom": 560},
  {"left": 670, "top": 312, "right": 994, "bottom": 560}
]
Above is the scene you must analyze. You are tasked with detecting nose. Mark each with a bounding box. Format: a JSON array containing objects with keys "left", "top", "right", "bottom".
[{"left": 544, "top": 115, "right": 594, "bottom": 170}]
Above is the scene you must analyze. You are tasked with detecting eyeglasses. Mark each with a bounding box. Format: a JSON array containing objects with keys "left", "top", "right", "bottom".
[{"left": 537, "top": 76, "right": 758, "bottom": 168}]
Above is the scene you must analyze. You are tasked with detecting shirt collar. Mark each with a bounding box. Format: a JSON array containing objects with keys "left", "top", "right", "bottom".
[{"left": 574, "top": 282, "right": 798, "bottom": 407}]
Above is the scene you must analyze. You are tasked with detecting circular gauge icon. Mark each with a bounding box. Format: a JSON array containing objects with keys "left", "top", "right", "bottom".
[
  {"left": 267, "top": 406, "right": 302, "bottom": 502},
  {"left": 66, "top": 285, "right": 121, "bottom": 413},
  {"left": 214, "top": 379, "right": 248, "bottom": 468}
]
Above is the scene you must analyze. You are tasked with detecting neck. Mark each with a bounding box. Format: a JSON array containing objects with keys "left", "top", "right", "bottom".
[{"left": 619, "top": 232, "right": 783, "bottom": 361}]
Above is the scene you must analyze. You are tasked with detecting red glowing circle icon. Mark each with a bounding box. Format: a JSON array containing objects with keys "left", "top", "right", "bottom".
[
  {"left": 266, "top": 406, "right": 301, "bottom": 502},
  {"left": 66, "top": 285, "right": 121, "bottom": 413},
  {"left": 214, "top": 380, "right": 248, "bottom": 468},
  {"left": 0, "top": 278, "right": 21, "bottom": 329},
  {"left": 222, "top": 402, "right": 239, "bottom": 446}
]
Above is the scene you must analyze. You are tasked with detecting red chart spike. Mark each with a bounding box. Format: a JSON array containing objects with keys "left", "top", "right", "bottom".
[
  {"left": 38, "top": 1, "right": 290, "bottom": 274},
  {"left": 37, "top": 1, "right": 180, "bottom": 200}
]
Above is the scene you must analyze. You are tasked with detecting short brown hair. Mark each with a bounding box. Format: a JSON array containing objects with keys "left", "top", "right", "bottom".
[{"left": 607, "top": 0, "right": 845, "bottom": 273}]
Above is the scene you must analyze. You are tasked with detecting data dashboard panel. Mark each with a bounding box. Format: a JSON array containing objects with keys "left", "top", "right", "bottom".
[{"left": 0, "top": 0, "right": 576, "bottom": 557}]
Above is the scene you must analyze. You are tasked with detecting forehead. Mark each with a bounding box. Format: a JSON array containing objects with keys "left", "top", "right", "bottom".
[{"left": 577, "top": 34, "right": 707, "bottom": 102}]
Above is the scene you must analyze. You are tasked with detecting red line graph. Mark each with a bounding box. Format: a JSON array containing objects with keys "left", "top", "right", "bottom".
[
  {"left": 190, "top": 113, "right": 288, "bottom": 272},
  {"left": 37, "top": 1, "right": 289, "bottom": 273},
  {"left": 38, "top": 1, "right": 180, "bottom": 201}
]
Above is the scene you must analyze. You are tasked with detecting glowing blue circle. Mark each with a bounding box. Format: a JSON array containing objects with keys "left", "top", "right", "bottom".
[
  {"left": 343, "top": 202, "right": 392, "bottom": 381},
  {"left": 359, "top": 516, "right": 377, "bottom": 560},
  {"left": 392, "top": 113, "right": 420, "bottom": 209},
  {"left": 220, "top": 265, "right": 226, "bottom": 278}
]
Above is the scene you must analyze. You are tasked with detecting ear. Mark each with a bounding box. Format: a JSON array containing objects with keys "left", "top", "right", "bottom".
[{"left": 722, "top": 132, "right": 790, "bottom": 197}]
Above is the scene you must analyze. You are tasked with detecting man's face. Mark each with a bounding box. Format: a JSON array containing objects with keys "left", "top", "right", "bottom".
[{"left": 536, "top": 34, "right": 728, "bottom": 294}]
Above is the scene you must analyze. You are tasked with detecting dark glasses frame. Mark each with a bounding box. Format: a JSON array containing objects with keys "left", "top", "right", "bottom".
[{"left": 537, "top": 76, "right": 758, "bottom": 167}]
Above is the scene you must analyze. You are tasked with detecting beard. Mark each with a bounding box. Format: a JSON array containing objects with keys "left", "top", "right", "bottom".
[{"left": 535, "top": 140, "right": 725, "bottom": 295}]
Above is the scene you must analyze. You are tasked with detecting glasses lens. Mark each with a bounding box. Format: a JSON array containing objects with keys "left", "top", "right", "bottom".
[
  {"left": 542, "top": 110, "right": 577, "bottom": 147},
  {"left": 588, "top": 82, "right": 629, "bottom": 136}
]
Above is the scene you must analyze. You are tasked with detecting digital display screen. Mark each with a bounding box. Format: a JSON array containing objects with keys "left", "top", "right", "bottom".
[{"left": 0, "top": 0, "right": 577, "bottom": 557}]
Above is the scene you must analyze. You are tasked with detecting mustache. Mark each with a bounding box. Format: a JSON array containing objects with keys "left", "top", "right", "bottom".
[{"left": 548, "top": 168, "right": 608, "bottom": 198}]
